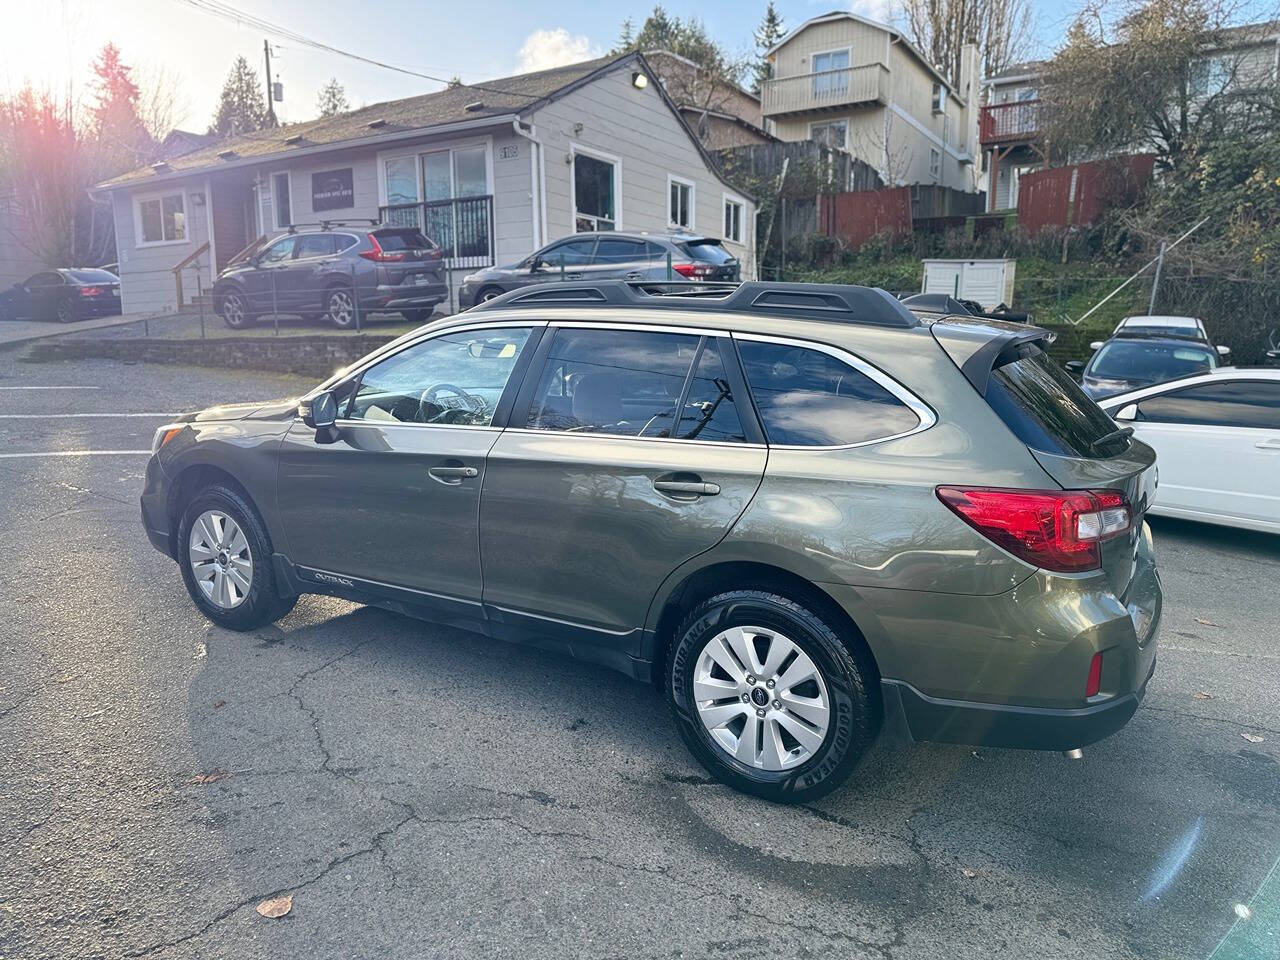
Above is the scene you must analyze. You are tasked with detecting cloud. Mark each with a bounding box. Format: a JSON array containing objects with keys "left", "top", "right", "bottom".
[{"left": 516, "top": 29, "right": 600, "bottom": 74}]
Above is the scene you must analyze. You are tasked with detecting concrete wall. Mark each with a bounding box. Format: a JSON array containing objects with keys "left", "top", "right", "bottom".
[{"left": 533, "top": 65, "right": 757, "bottom": 277}]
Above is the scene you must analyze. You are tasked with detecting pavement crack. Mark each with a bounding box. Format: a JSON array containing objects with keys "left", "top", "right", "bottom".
[
  {"left": 285, "top": 639, "right": 376, "bottom": 783},
  {"left": 1142, "top": 705, "right": 1280, "bottom": 737}
]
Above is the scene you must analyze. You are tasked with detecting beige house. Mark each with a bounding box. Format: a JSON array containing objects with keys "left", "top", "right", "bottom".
[{"left": 759, "top": 11, "right": 981, "bottom": 192}]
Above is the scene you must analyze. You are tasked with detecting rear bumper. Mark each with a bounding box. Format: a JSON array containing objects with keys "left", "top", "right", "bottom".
[
  {"left": 882, "top": 655, "right": 1155, "bottom": 750},
  {"left": 373, "top": 281, "right": 448, "bottom": 311}
]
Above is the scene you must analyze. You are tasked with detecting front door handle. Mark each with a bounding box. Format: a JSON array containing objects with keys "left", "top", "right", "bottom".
[
  {"left": 653, "top": 479, "right": 721, "bottom": 497},
  {"left": 564, "top": 272, "right": 583, "bottom": 280},
  {"left": 428, "top": 464, "right": 479, "bottom": 484},
  {"left": 625, "top": 271, "right": 644, "bottom": 281},
  {"left": 1257, "top": 437, "right": 1280, "bottom": 450}
]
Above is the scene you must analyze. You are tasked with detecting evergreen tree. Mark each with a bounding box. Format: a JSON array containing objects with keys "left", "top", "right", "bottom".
[
  {"left": 614, "top": 17, "right": 635, "bottom": 54},
  {"left": 89, "top": 43, "right": 152, "bottom": 167},
  {"left": 209, "top": 56, "right": 269, "bottom": 137},
  {"left": 315, "top": 77, "right": 349, "bottom": 118},
  {"left": 751, "top": 2, "right": 786, "bottom": 94}
]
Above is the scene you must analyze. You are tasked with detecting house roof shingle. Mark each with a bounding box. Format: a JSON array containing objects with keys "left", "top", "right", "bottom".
[{"left": 100, "top": 54, "right": 626, "bottom": 188}]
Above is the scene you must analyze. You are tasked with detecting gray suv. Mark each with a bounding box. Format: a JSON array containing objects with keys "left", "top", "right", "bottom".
[
  {"left": 141, "top": 280, "right": 1161, "bottom": 802},
  {"left": 212, "top": 225, "right": 448, "bottom": 329},
  {"left": 457, "top": 232, "right": 739, "bottom": 308}
]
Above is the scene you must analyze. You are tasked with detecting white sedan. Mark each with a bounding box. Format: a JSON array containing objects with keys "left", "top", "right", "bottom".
[{"left": 1097, "top": 368, "right": 1280, "bottom": 534}]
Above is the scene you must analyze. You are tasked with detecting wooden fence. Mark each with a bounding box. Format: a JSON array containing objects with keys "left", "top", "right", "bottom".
[{"left": 1018, "top": 155, "right": 1156, "bottom": 232}]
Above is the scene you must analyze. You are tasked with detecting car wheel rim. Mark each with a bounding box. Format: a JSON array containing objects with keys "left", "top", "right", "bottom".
[
  {"left": 188, "top": 510, "right": 253, "bottom": 610},
  {"left": 58, "top": 302, "right": 72, "bottom": 322},
  {"left": 480, "top": 290, "right": 499, "bottom": 302},
  {"left": 693, "top": 625, "right": 831, "bottom": 771},
  {"left": 223, "top": 295, "right": 244, "bottom": 326},
  {"left": 329, "top": 291, "right": 354, "bottom": 324}
]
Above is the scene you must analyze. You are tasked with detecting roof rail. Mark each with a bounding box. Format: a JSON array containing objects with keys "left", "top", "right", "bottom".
[{"left": 469, "top": 280, "right": 920, "bottom": 328}]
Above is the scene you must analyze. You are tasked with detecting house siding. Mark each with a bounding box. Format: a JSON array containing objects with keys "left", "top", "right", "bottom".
[
  {"left": 771, "top": 17, "right": 888, "bottom": 80},
  {"left": 112, "top": 184, "right": 210, "bottom": 315},
  {"left": 532, "top": 65, "right": 756, "bottom": 276}
]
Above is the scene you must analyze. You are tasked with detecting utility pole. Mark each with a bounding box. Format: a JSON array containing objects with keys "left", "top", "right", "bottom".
[{"left": 263, "top": 39, "right": 277, "bottom": 127}]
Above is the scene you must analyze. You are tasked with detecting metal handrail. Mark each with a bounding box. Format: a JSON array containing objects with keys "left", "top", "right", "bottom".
[{"left": 378, "top": 194, "right": 495, "bottom": 269}]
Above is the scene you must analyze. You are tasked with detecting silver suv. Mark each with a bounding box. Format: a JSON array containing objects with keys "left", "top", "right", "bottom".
[{"left": 141, "top": 280, "right": 1161, "bottom": 802}]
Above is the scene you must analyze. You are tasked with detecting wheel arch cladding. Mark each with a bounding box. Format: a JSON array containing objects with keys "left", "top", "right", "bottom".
[
  {"left": 166, "top": 463, "right": 254, "bottom": 546},
  {"left": 649, "top": 560, "right": 883, "bottom": 712}
]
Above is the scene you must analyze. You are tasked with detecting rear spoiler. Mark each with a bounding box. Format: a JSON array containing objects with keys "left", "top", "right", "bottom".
[{"left": 930, "top": 318, "right": 1056, "bottom": 396}]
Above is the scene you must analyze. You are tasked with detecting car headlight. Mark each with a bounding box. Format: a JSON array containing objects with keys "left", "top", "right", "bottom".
[{"left": 152, "top": 423, "right": 184, "bottom": 453}]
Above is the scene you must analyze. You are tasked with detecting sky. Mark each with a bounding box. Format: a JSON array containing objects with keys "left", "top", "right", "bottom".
[{"left": 0, "top": 0, "right": 1115, "bottom": 131}]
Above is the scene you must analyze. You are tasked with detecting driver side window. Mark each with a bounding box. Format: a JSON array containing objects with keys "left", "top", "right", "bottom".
[{"left": 346, "top": 327, "right": 534, "bottom": 426}]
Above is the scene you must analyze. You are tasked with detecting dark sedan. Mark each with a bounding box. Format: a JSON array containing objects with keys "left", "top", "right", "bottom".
[
  {"left": 0, "top": 269, "right": 122, "bottom": 322},
  {"left": 1067, "top": 334, "right": 1220, "bottom": 399}
]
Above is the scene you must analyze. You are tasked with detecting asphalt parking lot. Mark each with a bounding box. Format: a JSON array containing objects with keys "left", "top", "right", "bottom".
[{"left": 1, "top": 353, "right": 1277, "bottom": 960}]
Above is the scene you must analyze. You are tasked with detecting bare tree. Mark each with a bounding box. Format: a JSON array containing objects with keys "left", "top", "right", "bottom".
[
  {"left": 902, "top": 0, "right": 1035, "bottom": 89},
  {"left": 850, "top": 112, "right": 913, "bottom": 185},
  {"left": 135, "top": 63, "right": 188, "bottom": 142}
]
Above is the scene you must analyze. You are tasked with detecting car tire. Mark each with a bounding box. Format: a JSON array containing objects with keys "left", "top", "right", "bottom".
[
  {"left": 56, "top": 298, "right": 76, "bottom": 323},
  {"left": 219, "top": 291, "right": 254, "bottom": 329},
  {"left": 400, "top": 309, "right": 433, "bottom": 323},
  {"left": 177, "top": 483, "right": 297, "bottom": 631},
  {"left": 477, "top": 286, "right": 504, "bottom": 303},
  {"left": 325, "top": 285, "right": 359, "bottom": 328},
  {"left": 666, "top": 590, "right": 878, "bottom": 803}
]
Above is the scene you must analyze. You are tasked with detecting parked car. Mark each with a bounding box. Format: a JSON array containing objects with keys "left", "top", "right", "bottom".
[
  {"left": 141, "top": 279, "right": 1160, "bottom": 802},
  {"left": 1097, "top": 368, "right": 1280, "bottom": 534},
  {"left": 212, "top": 224, "right": 447, "bottom": 330},
  {"left": 0, "top": 269, "right": 121, "bottom": 323},
  {"left": 457, "top": 232, "right": 739, "bottom": 308},
  {"left": 1068, "top": 334, "right": 1221, "bottom": 399},
  {"left": 1112, "top": 314, "right": 1210, "bottom": 342}
]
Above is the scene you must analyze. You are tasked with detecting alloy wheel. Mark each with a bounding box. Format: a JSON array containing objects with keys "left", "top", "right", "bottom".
[
  {"left": 222, "top": 294, "right": 246, "bottom": 327},
  {"left": 693, "top": 625, "right": 831, "bottom": 771},
  {"left": 328, "top": 289, "right": 355, "bottom": 326},
  {"left": 188, "top": 510, "right": 253, "bottom": 609},
  {"left": 56, "top": 299, "right": 74, "bottom": 323}
]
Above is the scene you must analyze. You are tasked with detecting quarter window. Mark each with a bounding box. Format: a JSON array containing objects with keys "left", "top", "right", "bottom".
[
  {"left": 736, "top": 339, "right": 920, "bottom": 446},
  {"left": 526, "top": 329, "right": 701, "bottom": 438},
  {"left": 1136, "top": 380, "right": 1280, "bottom": 429},
  {"left": 137, "top": 192, "right": 186, "bottom": 244},
  {"left": 346, "top": 327, "right": 533, "bottom": 426}
]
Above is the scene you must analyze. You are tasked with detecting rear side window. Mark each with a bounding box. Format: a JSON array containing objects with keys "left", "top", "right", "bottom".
[
  {"left": 594, "top": 238, "right": 647, "bottom": 263},
  {"left": 987, "top": 349, "right": 1126, "bottom": 458},
  {"left": 736, "top": 340, "right": 920, "bottom": 446},
  {"left": 373, "top": 230, "right": 434, "bottom": 250},
  {"left": 68, "top": 269, "right": 117, "bottom": 283},
  {"left": 295, "top": 234, "right": 336, "bottom": 258},
  {"left": 681, "top": 241, "right": 735, "bottom": 264},
  {"left": 1137, "top": 380, "right": 1280, "bottom": 429}
]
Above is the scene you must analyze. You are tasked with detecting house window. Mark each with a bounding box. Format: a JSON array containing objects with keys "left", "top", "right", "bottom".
[
  {"left": 1189, "top": 56, "right": 1233, "bottom": 97},
  {"left": 272, "top": 172, "right": 292, "bottom": 229},
  {"left": 929, "top": 149, "right": 942, "bottom": 182},
  {"left": 136, "top": 192, "right": 186, "bottom": 245},
  {"left": 932, "top": 82, "right": 946, "bottom": 113},
  {"left": 810, "top": 119, "right": 847, "bottom": 149},
  {"left": 812, "top": 49, "right": 851, "bottom": 98},
  {"left": 723, "top": 195, "right": 744, "bottom": 244},
  {"left": 380, "top": 145, "right": 493, "bottom": 263},
  {"left": 573, "top": 150, "right": 617, "bottom": 231},
  {"left": 668, "top": 175, "right": 694, "bottom": 230}
]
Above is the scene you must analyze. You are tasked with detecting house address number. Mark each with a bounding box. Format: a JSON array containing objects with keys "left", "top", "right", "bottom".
[{"left": 498, "top": 144, "right": 520, "bottom": 160}]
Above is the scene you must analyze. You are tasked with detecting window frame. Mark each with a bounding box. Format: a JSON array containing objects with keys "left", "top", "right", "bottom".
[
  {"left": 667, "top": 174, "right": 696, "bottom": 231},
  {"left": 569, "top": 142, "right": 622, "bottom": 232},
  {"left": 330, "top": 322, "right": 546, "bottom": 431},
  {"left": 722, "top": 193, "right": 745, "bottom": 245},
  {"left": 731, "top": 331, "right": 937, "bottom": 450},
  {"left": 133, "top": 189, "right": 189, "bottom": 248},
  {"left": 808, "top": 119, "right": 848, "bottom": 149}
]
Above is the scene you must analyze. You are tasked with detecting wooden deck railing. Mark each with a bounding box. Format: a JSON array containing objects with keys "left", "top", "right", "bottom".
[{"left": 171, "top": 241, "right": 210, "bottom": 307}]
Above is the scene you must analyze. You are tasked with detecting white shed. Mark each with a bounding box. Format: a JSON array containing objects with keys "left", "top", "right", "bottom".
[{"left": 921, "top": 259, "right": 1016, "bottom": 310}]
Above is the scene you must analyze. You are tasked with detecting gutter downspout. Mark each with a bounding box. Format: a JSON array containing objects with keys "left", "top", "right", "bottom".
[{"left": 512, "top": 119, "right": 545, "bottom": 250}]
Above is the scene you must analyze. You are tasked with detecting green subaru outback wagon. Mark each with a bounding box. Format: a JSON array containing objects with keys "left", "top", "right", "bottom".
[{"left": 141, "top": 281, "right": 1161, "bottom": 802}]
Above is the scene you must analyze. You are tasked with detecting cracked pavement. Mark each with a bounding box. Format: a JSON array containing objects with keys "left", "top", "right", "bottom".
[{"left": 1, "top": 355, "right": 1278, "bottom": 959}]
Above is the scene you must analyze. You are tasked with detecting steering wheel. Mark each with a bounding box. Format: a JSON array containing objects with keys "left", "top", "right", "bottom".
[{"left": 418, "top": 383, "right": 484, "bottom": 422}]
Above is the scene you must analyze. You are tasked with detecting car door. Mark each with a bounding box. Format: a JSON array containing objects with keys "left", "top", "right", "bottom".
[
  {"left": 276, "top": 323, "right": 542, "bottom": 622},
  {"left": 24, "top": 272, "right": 64, "bottom": 319},
  {"left": 535, "top": 237, "right": 598, "bottom": 282},
  {"left": 282, "top": 233, "right": 338, "bottom": 313},
  {"left": 587, "top": 236, "right": 651, "bottom": 282},
  {"left": 246, "top": 235, "right": 298, "bottom": 315},
  {"left": 1127, "top": 378, "right": 1280, "bottom": 526},
  {"left": 479, "top": 325, "right": 767, "bottom": 661}
]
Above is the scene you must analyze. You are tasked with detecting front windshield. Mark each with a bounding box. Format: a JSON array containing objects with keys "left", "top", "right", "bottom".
[{"left": 1089, "top": 340, "right": 1215, "bottom": 382}]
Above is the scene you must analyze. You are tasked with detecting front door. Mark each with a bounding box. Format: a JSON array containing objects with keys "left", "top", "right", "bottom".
[
  {"left": 277, "top": 324, "right": 540, "bottom": 620},
  {"left": 480, "top": 326, "right": 767, "bottom": 657},
  {"left": 246, "top": 235, "right": 297, "bottom": 315}
]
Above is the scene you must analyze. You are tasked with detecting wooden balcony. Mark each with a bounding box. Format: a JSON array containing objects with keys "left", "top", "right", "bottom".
[
  {"left": 761, "top": 64, "right": 889, "bottom": 117},
  {"left": 980, "top": 100, "right": 1040, "bottom": 145}
]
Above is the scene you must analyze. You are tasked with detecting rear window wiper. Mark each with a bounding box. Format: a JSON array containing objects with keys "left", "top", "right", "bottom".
[{"left": 1092, "top": 426, "right": 1134, "bottom": 451}]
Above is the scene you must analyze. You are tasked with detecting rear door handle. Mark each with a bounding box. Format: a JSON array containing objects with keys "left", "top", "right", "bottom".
[
  {"left": 653, "top": 479, "right": 720, "bottom": 497},
  {"left": 1256, "top": 438, "right": 1280, "bottom": 450},
  {"left": 428, "top": 464, "right": 479, "bottom": 484}
]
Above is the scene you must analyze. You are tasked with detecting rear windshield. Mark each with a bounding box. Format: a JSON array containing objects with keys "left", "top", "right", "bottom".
[
  {"left": 987, "top": 348, "right": 1128, "bottom": 458},
  {"left": 1089, "top": 340, "right": 1214, "bottom": 381},
  {"left": 373, "top": 230, "right": 435, "bottom": 251},
  {"left": 681, "top": 241, "right": 735, "bottom": 264},
  {"left": 68, "top": 269, "right": 118, "bottom": 283}
]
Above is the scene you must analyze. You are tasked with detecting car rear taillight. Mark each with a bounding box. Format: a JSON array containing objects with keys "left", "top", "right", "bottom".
[
  {"left": 935, "top": 486, "right": 1132, "bottom": 573},
  {"left": 424, "top": 246, "right": 443, "bottom": 260},
  {"left": 672, "top": 262, "right": 714, "bottom": 278},
  {"left": 79, "top": 286, "right": 104, "bottom": 296},
  {"left": 359, "top": 234, "right": 405, "bottom": 262}
]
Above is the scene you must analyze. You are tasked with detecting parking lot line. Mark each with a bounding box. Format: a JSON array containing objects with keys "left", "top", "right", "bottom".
[
  {"left": 0, "top": 450, "right": 151, "bottom": 458},
  {"left": 0, "top": 413, "right": 174, "bottom": 419},
  {"left": 0, "top": 385, "right": 102, "bottom": 390}
]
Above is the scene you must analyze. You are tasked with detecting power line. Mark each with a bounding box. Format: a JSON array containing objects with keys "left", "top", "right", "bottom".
[{"left": 173, "top": 0, "right": 548, "bottom": 102}]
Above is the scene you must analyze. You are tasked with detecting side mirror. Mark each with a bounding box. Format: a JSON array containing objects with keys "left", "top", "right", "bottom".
[
  {"left": 1113, "top": 403, "right": 1138, "bottom": 422},
  {"left": 299, "top": 392, "right": 340, "bottom": 443},
  {"left": 1216, "top": 344, "right": 1231, "bottom": 356},
  {"left": 1089, "top": 341, "right": 1104, "bottom": 351},
  {"left": 1065, "top": 360, "right": 1085, "bottom": 374}
]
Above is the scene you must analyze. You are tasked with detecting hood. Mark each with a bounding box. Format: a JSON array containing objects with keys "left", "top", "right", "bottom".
[
  {"left": 176, "top": 399, "right": 300, "bottom": 424},
  {"left": 1081, "top": 375, "right": 1147, "bottom": 399}
]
